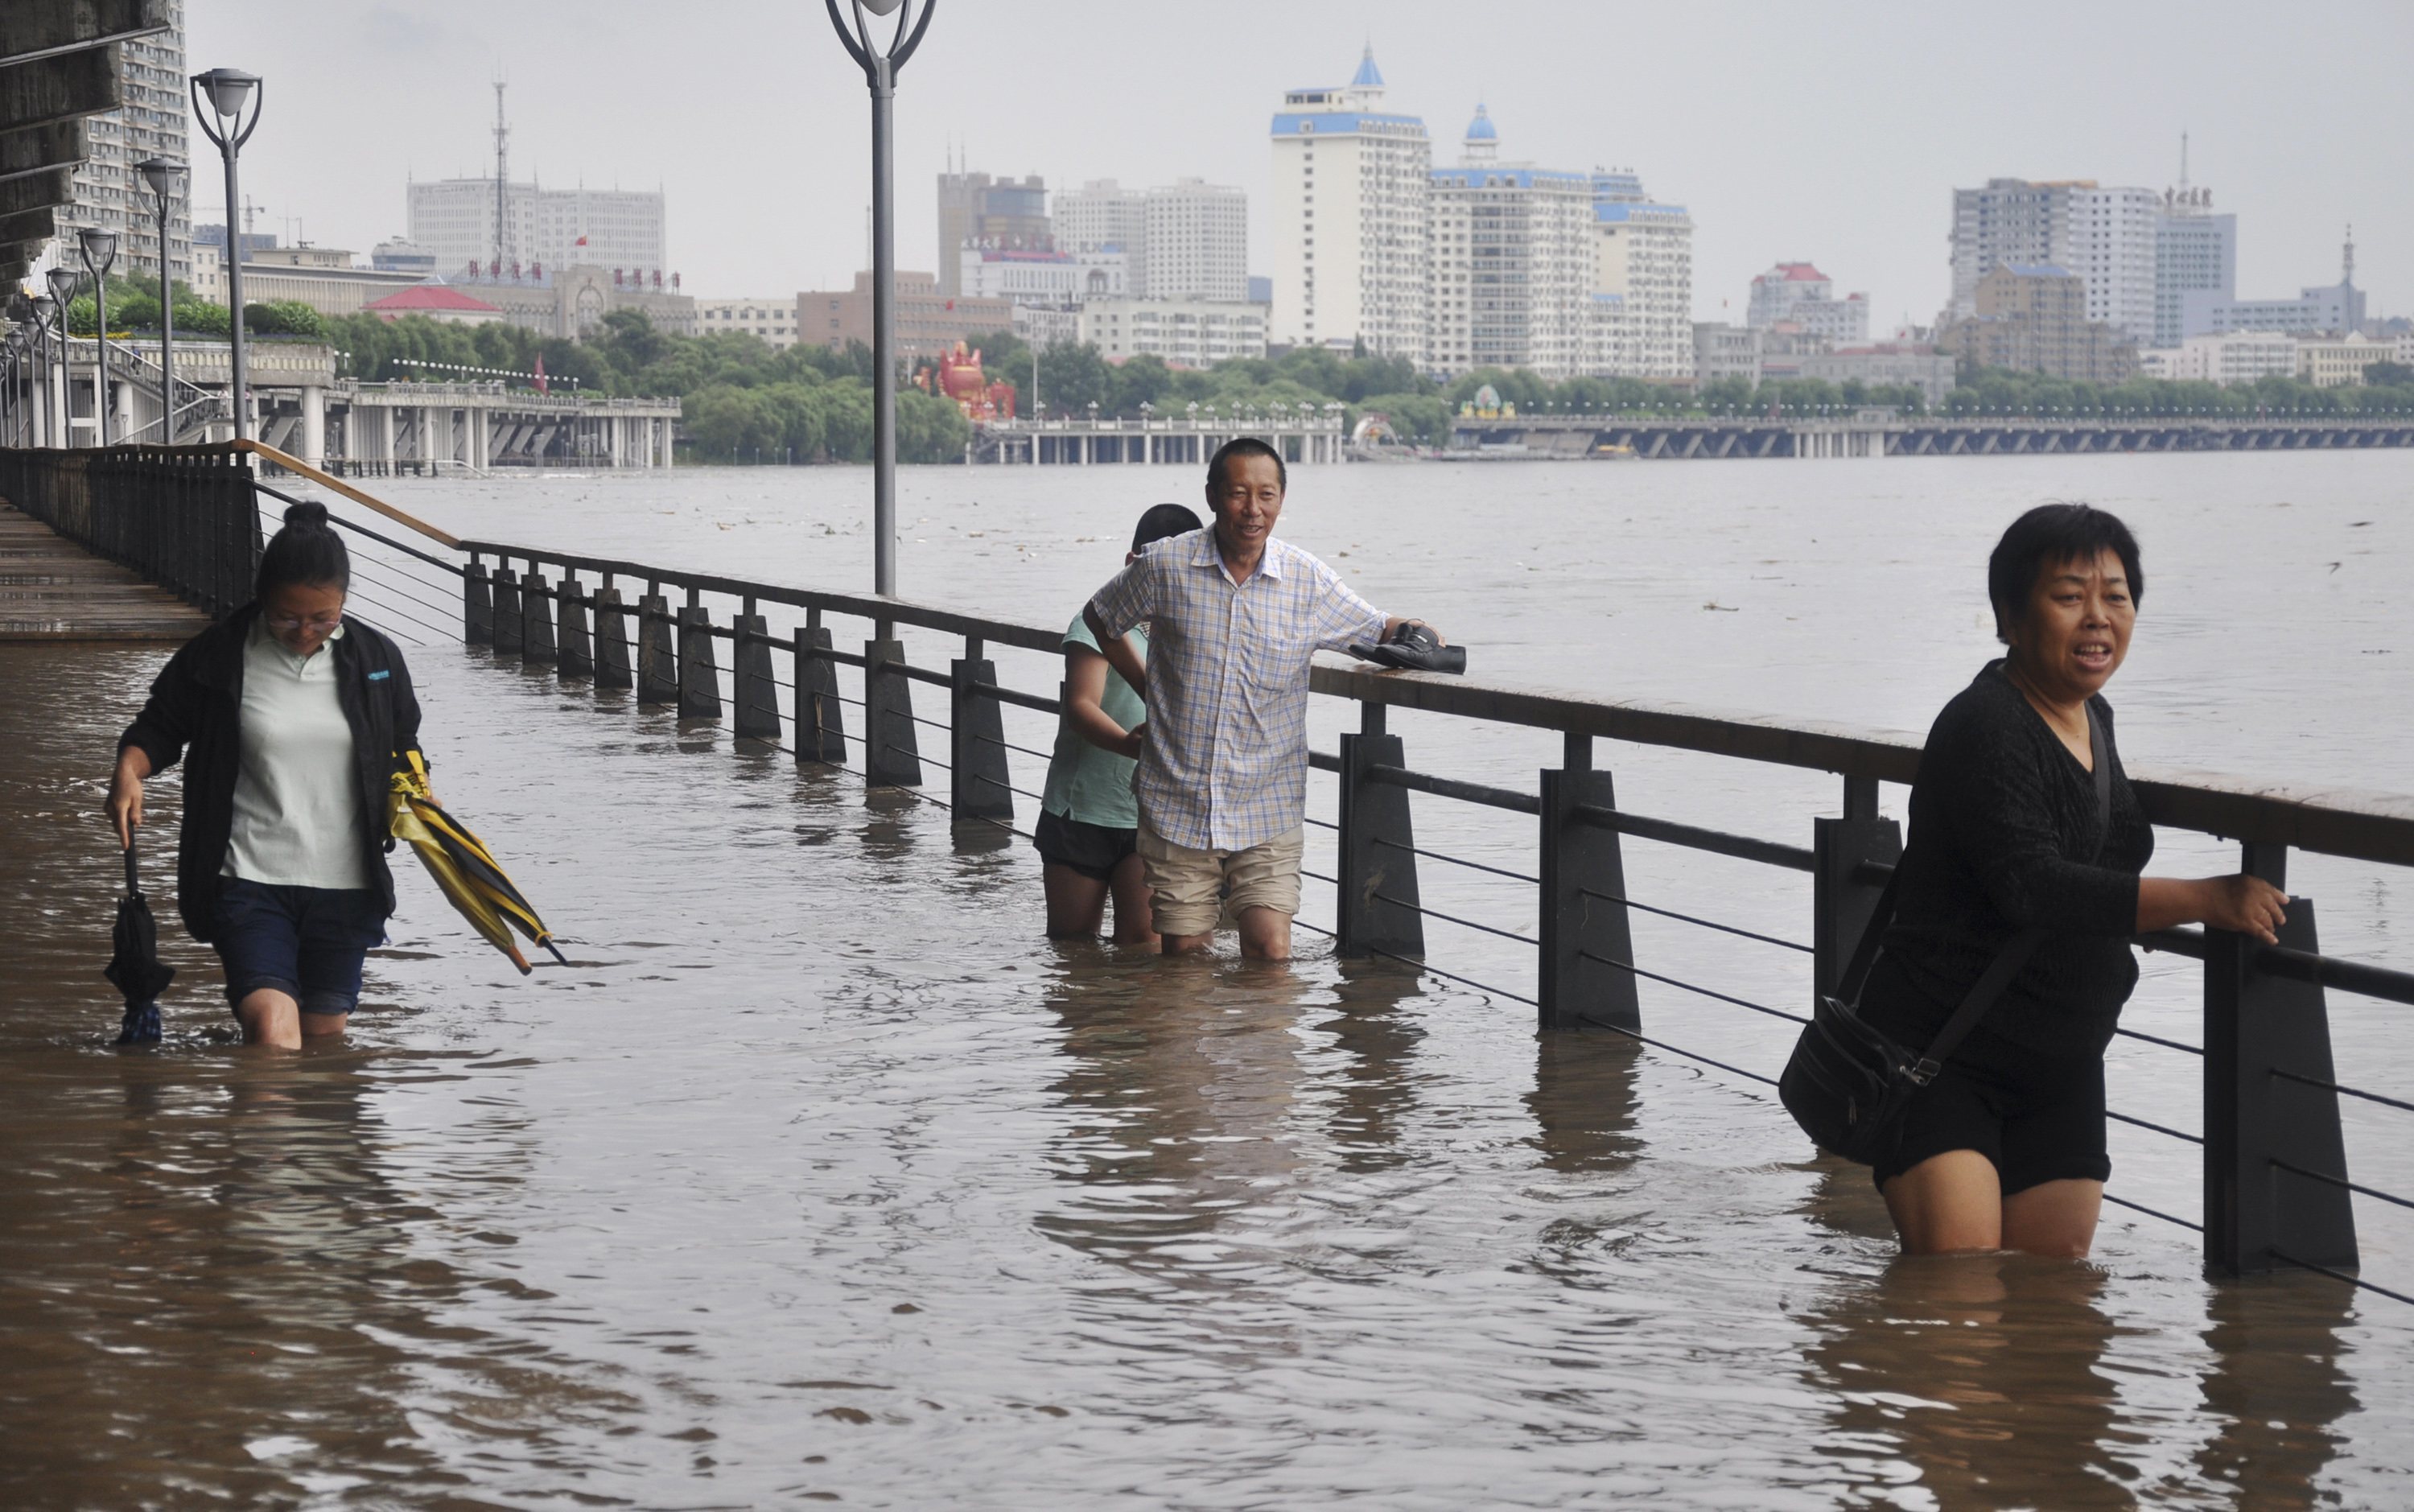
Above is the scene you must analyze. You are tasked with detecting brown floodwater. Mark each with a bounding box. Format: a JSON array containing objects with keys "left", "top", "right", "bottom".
[{"left": 2, "top": 455, "right": 2409, "bottom": 1506}]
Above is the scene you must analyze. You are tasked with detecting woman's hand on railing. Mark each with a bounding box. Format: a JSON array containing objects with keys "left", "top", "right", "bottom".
[
  {"left": 107, "top": 748, "right": 151, "bottom": 851},
  {"left": 2139, "top": 874, "right": 2291, "bottom": 946}
]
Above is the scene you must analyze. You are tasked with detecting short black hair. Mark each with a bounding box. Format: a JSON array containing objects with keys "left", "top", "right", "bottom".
[
  {"left": 1987, "top": 503, "right": 2143, "bottom": 643},
  {"left": 255, "top": 500, "right": 351, "bottom": 599},
  {"left": 1131, "top": 503, "right": 1203, "bottom": 551},
  {"left": 1206, "top": 435, "right": 1286, "bottom": 496}
]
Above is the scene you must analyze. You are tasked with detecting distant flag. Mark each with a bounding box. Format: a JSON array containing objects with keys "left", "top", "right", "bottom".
[
  {"left": 575, "top": 234, "right": 588, "bottom": 246},
  {"left": 533, "top": 352, "right": 549, "bottom": 394}
]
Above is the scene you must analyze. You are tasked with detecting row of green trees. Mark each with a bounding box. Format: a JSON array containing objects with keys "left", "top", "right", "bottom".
[{"left": 62, "top": 281, "right": 327, "bottom": 340}]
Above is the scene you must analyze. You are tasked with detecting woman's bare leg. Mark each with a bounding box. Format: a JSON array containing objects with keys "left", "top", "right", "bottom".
[
  {"left": 235, "top": 987, "right": 304, "bottom": 1050},
  {"left": 1044, "top": 863, "right": 1110, "bottom": 939},
  {"left": 1106, "top": 852, "right": 1157, "bottom": 946},
  {"left": 2002, "top": 1179, "right": 2103, "bottom": 1259},
  {"left": 1881, "top": 1149, "right": 2004, "bottom": 1254}
]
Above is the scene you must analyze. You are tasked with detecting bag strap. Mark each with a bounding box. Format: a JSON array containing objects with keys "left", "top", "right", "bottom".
[
  {"left": 1911, "top": 703, "right": 2116, "bottom": 1081},
  {"left": 1835, "top": 850, "right": 1904, "bottom": 1004}
]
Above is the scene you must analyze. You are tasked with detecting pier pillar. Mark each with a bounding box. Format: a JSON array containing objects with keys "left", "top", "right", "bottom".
[
  {"left": 378, "top": 406, "right": 396, "bottom": 476},
  {"left": 520, "top": 570, "right": 558, "bottom": 665},
  {"left": 557, "top": 572, "right": 592, "bottom": 679},
  {"left": 1812, "top": 780, "right": 1901, "bottom": 1006},
  {"left": 677, "top": 597, "right": 722, "bottom": 719},
  {"left": 636, "top": 590, "right": 678, "bottom": 706},
  {"left": 863, "top": 638, "right": 923, "bottom": 788},
  {"left": 733, "top": 609, "right": 781, "bottom": 740},
  {"left": 462, "top": 558, "right": 493, "bottom": 645},
  {"left": 300, "top": 385, "right": 327, "bottom": 469},
  {"left": 2204, "top": 845, "right": 2358, "bottom": 1275},
  {"left": 1336, "top": 712, "right": 1424, "bottom": 961},
  {"left": 949, "top": 649, "right": 1013, "bottom": 822},
  {"left": 491, "top": 563, "right": 524, "bottom": 656},
  {"left": 1539, "top": 738, "right": 1641, "bottom": 1033},
  {"left": 593, "top": 585, "right": 633, "bottom": 690},
  {"left": 795, "top": 621, "right": 848, "bottom": 764}
]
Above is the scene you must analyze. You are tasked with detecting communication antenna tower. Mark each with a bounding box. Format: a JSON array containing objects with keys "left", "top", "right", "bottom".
[{"left": 492, "top": 76, "right": 510, "bottom": 273}]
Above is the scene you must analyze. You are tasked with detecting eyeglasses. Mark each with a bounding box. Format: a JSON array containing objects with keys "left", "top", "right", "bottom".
[{"left": 266, "top": 612, "right": 343, "bottom": 633}]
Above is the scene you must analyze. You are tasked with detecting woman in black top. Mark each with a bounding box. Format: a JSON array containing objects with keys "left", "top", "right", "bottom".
[{"left": 1864, "top": 505, "right": 2288, "bottom": 1258}]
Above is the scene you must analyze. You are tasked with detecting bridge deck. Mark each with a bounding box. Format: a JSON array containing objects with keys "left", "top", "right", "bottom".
[{"left": 0, "top": 504, "right": 212, "bottom": 642}]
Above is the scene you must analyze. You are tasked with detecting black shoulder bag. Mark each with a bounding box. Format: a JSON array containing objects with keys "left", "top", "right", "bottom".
[{"left": 1779, "top": 704, "right": 2111, "bottom": 1166}]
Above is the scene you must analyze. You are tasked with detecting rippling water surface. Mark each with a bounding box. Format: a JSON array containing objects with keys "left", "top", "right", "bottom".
[{"left": 3, "top": 453, "right": 2409, "bottom": 1506}]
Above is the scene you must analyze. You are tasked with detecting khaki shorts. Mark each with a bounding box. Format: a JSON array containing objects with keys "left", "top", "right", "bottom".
[{"left": 1137, "top": 821, "right": 1304, "bottom": 937}]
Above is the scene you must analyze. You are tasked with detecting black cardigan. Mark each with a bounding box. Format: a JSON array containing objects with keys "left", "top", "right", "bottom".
[
  {"left": 1868, "top": 661, "right": 2155, "bottom": 1057},
  {"left": 118, "top": 604, "right": 425, "bottom": 943}
]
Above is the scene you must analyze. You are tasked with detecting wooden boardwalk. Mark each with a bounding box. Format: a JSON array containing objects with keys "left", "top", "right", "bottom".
[{"left": 0, "top": 503, "right": 211, "bottom": 641}]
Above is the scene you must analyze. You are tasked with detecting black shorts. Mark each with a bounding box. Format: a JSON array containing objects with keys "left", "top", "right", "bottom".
[
  {"left": 1863, "top": 961, "right": 2111, "bottom": 1196},
  {"left": 1032, "top": 809, "right": 1137, "bottom": 883},
  {"left": 211, "top": 879, "right": 389, "bottom": 1017}
]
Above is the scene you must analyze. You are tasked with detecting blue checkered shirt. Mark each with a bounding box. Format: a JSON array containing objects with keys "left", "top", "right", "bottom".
[{"left": 1089, "top": 529, "right": 1388, "bottom": 851}]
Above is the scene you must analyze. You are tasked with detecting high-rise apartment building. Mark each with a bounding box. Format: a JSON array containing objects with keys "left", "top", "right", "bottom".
[
  {"left": 45, "top": 0, "right": 192, "bottom": 282},
  {"left": 1053, "top": 177, "right": 1248, "bottom": 303},
  {"left": 2152, "top": 186, "right": 2235, "bottom": 348},
  {"left": 406, "top": 179, "right": 666, "bottom": 279},
  {"left": 1053, "top": 179, "right": 1146, "bottom": 270},
  {"left": 1746, "top": 262, "right": 1868, "bottom": 345},
  {"left": 1937, "top": 263, "right": 2137, "bottom": 383},
  {"left": 1590, "top": 171, "right": 1695, "bottom": 380},
  {"left": 935, "top": 171, "right": 1049, "bottom": 296},
  {"left": 1426, "top": 107, "right": 1592, "bottom": 378},
  {"left": 1268, "top": 47, "right": 1432, "bottom": 361},
  {"left": 1949, "top": 179, "right": 2157, "bottom": 345}
]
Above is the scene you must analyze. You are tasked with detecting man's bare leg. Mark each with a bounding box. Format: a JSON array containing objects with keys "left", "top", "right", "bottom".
[{"left": 1237, "top": 906, "right": 1291, "bottom": 962}]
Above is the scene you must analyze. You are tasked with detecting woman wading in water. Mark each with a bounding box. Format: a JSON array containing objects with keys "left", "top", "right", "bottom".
[{"left": 107, "top": 502, "right": 427, "bottom": 1049}]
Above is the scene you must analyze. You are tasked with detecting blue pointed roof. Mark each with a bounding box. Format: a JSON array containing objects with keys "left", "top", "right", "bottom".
[
  {"left": 1465, "top": 103, "right": 1496, "bottom": 141},
  {"left": 1351, "top": 46, "right": 1384, "bottom": 89}
]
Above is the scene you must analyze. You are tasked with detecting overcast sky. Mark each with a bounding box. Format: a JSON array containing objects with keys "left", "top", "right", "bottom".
[{"left": 190, "top": 0, "right": 2412, "bottom": 328}]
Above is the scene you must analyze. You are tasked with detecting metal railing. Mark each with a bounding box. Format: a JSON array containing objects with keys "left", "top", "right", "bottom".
[
  {"left": 11, "top": 438, "right": 2412, "bottom": 1303},
  {"left": 0, "top": 445, "right": 259, "bottom": 616}
]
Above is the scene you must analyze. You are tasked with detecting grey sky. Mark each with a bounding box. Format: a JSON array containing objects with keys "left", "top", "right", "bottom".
[{"left": 192, "top": 0, "right": 2411, "bottom": 328}]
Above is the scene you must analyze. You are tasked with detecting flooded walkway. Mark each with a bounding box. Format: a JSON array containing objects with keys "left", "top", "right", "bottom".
[
  {"left": 3, "top": 637, "right": 2408, "bottom": 1508},
  {"left": 0, "top": 505, "right": 210, "bottom": 641}
]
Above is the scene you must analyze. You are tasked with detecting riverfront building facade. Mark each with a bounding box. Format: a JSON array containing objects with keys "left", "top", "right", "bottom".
[
  {"left": 1426, "top": 108, "right": 1594, "bottom": 379},
  {"left": 407, "top": 179, "right": 668, "bottom": 282},
  {"left": 800, "top": 271, "right": 1011, "bottom": 362},
  {"left": 1591, "top": 179, "right": 1696, "bottom": 381},
  {"left": 1747, "top": 262, "right": 1868, "bottom": 346},
  {"left": 2153, "top": 186, "right": 2237, "bottom": 348},
  {"left": 935, "top": 171, "right": 1050, "bottom": 297},
  {"left": 1268, "top": 47, "right": 1434, "bottom": 363},
  {"left": 1938, "top": 263, "right": 2138, "bottom": 383},
  {"left": 697, "top": 296, "right": 801, "bottom": 349},
  {"left": 1950, "top": 179, "right": 2157, "bottom": 345}
]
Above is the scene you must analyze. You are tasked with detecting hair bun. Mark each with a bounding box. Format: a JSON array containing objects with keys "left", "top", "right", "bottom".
[{"left": 283, "top": 501, "right": 330, "bottom": 528}]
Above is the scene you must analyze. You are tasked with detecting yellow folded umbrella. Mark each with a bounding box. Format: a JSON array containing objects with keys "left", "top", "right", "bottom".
[{"left": 388, "top": 751, "right": 566, "bottom": 974}]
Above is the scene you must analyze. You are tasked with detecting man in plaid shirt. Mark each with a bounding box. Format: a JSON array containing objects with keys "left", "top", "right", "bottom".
[{"left": 1085, "top": 438, "right": 1443, "bottom": 959}]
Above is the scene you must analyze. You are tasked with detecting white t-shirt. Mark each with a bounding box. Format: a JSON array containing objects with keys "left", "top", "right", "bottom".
[{"left": 224, "top": 620, "right": 369, "bottom": 889}]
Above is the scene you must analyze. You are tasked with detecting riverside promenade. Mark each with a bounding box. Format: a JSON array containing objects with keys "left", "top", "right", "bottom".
[{"left": 3, "top": 439, "right": 2412, "bottom": 1505}]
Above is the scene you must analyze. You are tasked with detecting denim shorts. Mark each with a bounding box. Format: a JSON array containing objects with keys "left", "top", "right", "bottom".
[{"left": 211, "top": 879, "right": 389, "bottom": 1016}]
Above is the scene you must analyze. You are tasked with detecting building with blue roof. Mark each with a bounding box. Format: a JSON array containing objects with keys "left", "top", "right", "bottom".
[
  {"left": 1427, "top": 105, "right": 1595, "bottom": 378},
  {"left": 1267, "top": 46, "right": 1433, "bottom": 363}
]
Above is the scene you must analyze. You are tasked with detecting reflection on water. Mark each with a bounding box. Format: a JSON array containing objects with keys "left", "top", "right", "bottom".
[{"left": 4, "top": 629, "right": 2408, "bottom": 1505}]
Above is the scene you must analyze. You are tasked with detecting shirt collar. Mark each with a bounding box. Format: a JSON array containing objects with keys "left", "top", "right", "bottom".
[{"left": 1192, "top": 528, "right": 1285, "bottom": 583}]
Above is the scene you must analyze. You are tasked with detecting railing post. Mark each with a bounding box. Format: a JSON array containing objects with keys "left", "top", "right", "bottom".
[
  {"left": 1812, "top": 776, "right": 1901, "bottom": 1003},
  {"left": 863, "top": 636, "right": 923, "bottom": 787},
  {"left": 593, "top": 583, "right": 632, "bottom": 691},
  {"left": 557, "top": 572, "right": 593, "bottom": 678},
  {"left": 796, "top": 613, "right": 847, "bottom": 764},
  {"left": 733, "top": 600, "right": 781, "bottom": 740},
  {"left": 491, "top": 560, "right": 523, "bottom": 656},
  {"left": 521, "top": 568, "right": 558, "bottom": 665},
  {"left": 677, "top": 589, "right": 722, "bottom": 720},
  {"left": 950, "top": 635, "right": 1012, "bottom": 821},
  {"left": 2204, "top": 843, "right": 2358, "bottom": 1275},
  {"left": 463, "top": 553, "right": 493, "bottom": 645},
  {"left": 1539, "top": 732, "right": 1640, "bottom": 1032},
  {"left": 636, "top": 586, "right": 677, "bottom": 706},
  {"left": 1337, "top": 704, "right": 1423, "bottom": 959}
]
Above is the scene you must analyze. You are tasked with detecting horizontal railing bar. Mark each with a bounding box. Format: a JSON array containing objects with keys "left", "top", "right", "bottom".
[
  {"left": 1304, "top": 816, "right": 1338, "bottom": 831},
  {"left": 257, "top": 480, "right": 466, "bottom": 577},
  {"left": 1577, "top": 950, "right": 1810, "bottom": 1025},
  {"left": 2139, "top": 929, "right": 2414, "bottom": 1007},
  {"left": 972, "top": 732, "right": 1057, "bottom": 761},
  {"left": 2114, "top": 1027, "right": 2205, "bottom": 1057},
  {"left": 2269, "top": 1067, "right": 2414, "bottom": 1116},
  {"left": 974, "top": 680, "right": 1061, "bottom": 716},
  {"left": 2108, "top": 1110, "right": 2203, "bottom": 1145},
  {"left": 1375, "top": 836, "right": 1542, "bottom": 885},
  {"left": 892, "top": 662, "right": 953, "bottom": 690},
  {"left": 237, "top": 439, "right": 463, "bottom": 549},
  {"left": 1577, "top": 886, "right": 1813, "bottom": 954},
  {"left": 2269, "top": 1249, "right": 2414, "bottom": 1306},
  {"left": 1375, "top": 892, "right": 1534, "bottom": 946},
  {"left": 1366, "top": 763, "right": 1541, "bottom": 815},
  {"left": 1310, "top": 749, "right": 1341, "bottom": 773},
  {"left": 2270, "top": 1157, "right": 2414, "bottom": 1213},
  {"left": 2103, "top": 1193, "right": 2202, "bottom": 1232},
  {"left": 1572, "top": 802, "right": 1816, "bottom": 873}
]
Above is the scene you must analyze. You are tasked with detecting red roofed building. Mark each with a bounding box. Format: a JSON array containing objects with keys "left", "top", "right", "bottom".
[
  {"left": 365, "top": 285, "right": 507, "bottom": 327},
  {"left": 1747, "top": 261, "right": 1869, "bottom": 344}
]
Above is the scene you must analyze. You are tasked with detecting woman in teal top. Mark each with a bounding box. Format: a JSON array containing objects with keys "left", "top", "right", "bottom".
[{"left": 1037, "top": 505, "right": 1201, "bottom": 941}]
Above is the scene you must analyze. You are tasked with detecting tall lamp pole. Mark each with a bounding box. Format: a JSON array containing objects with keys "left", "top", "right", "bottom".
[
  {"left": 190, "top": 68, "right": 262, "bottom": 442},
  {"left": 45, "top": 269, "right": 80, "bottom": 446},
  {"left": 2, "top": 329, "right": 21, "bottom": 446},
  {"left": 137, "top": 157, "right": 186, "bottom": 443},
  {"left": 78, "top": 229, "right": 120, "bottom": 447},
  {"left": 823, "top": 0, "right": 934, "bottom": 603}
]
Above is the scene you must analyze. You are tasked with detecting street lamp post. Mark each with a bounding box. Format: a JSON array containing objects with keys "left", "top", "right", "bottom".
[
  {"left": 2, "top": 329, "right": 21, "bottom": 446},
  {"left": 137, "top": 157, "right": 186, "bottom": 443},
  {"left": 44, "top": 270, "right": 79, "bottom": 447},
  {"left": 822, "top": 0, "right": 934, "bottom": 603},
  {"left": 79, "top": 228, "right": 120, "bottom": 446},
  {"left": 190, "top": 68, "right": 262, "bottom": 441}
]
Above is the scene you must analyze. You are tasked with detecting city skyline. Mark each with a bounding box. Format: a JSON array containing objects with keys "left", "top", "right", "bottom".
[{"left": 186, "top": 0, "right": 2412, "bottom": 328}]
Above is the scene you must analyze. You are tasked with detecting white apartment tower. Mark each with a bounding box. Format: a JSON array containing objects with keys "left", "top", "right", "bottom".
[
  {"left": 1590, "top": 170, "right": 1695, "bottom": 380},
  {"left": 47, "top": 0, "right": 192, "bottom": 282},
  {"left": 1426, "top": 106, "right": 1593, "bottom": 378},
  {"left": 1270, "top": 47, "right": 1432, "bottom": 361},
  {"left": 408, "top": 179, "right": 667, "bottom": 278},
  {"left": 1145, "top": 178, "right": 1248, "bottom": 303},
  {"left": 1950, "top": 178, "right": 2157, "bottom": 345},
  {"left": 1053, "top": 180, "right": 1147, "bottom": 281}
]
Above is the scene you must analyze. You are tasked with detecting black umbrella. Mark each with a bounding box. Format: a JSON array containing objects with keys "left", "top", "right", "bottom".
[{"left": 103, "top": 843, "right": 174, "bottom": 1044}]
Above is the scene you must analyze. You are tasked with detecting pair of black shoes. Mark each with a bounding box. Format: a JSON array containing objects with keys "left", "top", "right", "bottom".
[{"left": 1347, "top": 621, "right": 1466, "bottom": 676}]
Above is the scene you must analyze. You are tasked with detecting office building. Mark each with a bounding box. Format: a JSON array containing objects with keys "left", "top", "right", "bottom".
[
  {"left": 2153, "top": 194, "right": 2235, "bottom": 348},
  {"left": 1591, "top": 171, "right": 1695, "bottom": 381},
  {"left": 800, "top": 271, "right": 1011, "bottom": 361},
  {"left": 1949, "top": 179, "right": 2158, "bottom": 345},
  {"left": 407, "top": 178, "right": 667, "bottom": 281},
  {"left": 43, "top": 0, "right": 192, "bottom": 283},
  {"left": 1693, "top": 322, "right": 1761, "bottom": 387},
  {"left": 1078, "top": 297, "right": 1268, "bottom": 366},
  {"left": 218, "top": 245, "right": 433, "bottom": 319},
  {"left": 1053, "top": 180, "right": 1145, "bottom": 274},
  {"left": 371, "top": 238, "right": 438, "bottom": 277},
  {"left": 1937, "top": 264, "right": 2136, "bottom": 382},
  {"left": 1747, "top": 262, "right": 1869, "bottom": 345},
  {"left": 1144, "top": 178, "right": 1248, "bottom": 303},
  {"left": 957, "top": 245, "right": 1128, "bottom": 304},
  {"left": 1799, "top": 344, "right": 1957, "bottom": 409},
  {"left": 2137, "top": 330, "right": 2298, "bottom": 385},
  {"left": 2182, "top": 230, "right": 2366, "bottom": 338},
  {"left": 1426, "top": 106, "right": 1594, "bottom": 378},
  {"left": 936, "top": 170, "right": 1049, "bottom": 296},
  {"left": 1269, "top": 46, "right": 1433, "bottom": 362},
  {"left": 698, "top": 296, "right": 801, "bottom": 349},
  {"left": 2297, "top": 332, "right": 2394, "bottom": 388}
]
